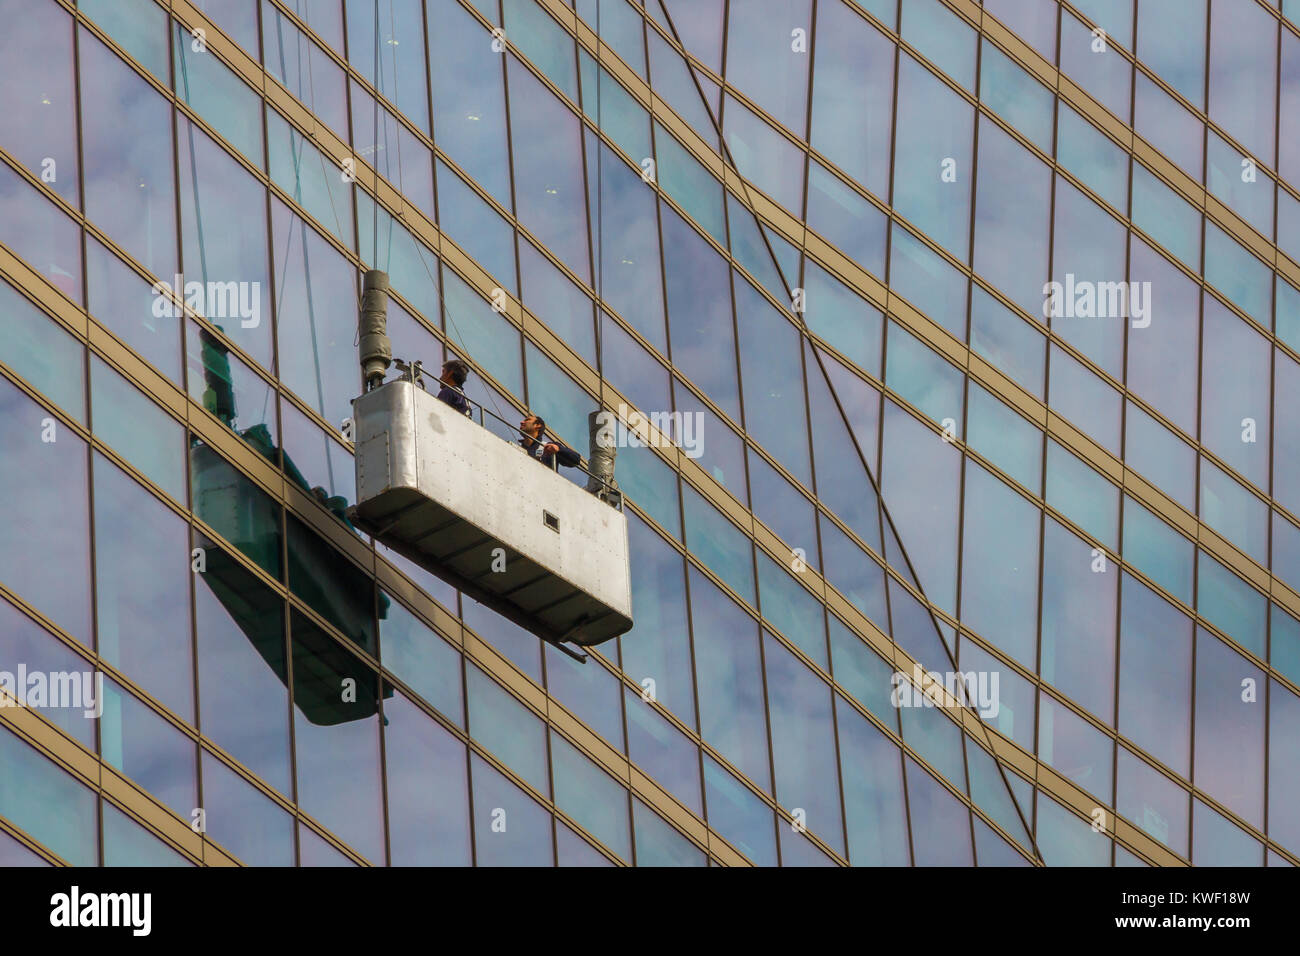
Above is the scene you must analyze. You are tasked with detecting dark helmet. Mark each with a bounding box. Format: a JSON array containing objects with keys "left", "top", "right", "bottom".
[{"left": 442, "top": 358, "right": 469, "bottom": 386}]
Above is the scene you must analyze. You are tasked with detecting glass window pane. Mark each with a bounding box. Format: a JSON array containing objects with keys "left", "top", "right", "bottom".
[
  {"left": 379, "top": 595, "right": 463, "bottom": 726},
  {"left": 1045, "top": 440, "right": 1118, "bottom": 549},
  {"left": 905, "top": 757, "right": 974, "bottom": 865},
  {"left": 1193, "top": 630, "right": 1264, "bottom": 828},
  {"left": 764, "top": 633, "right": 843, "bottom": 854},
  {"left": 94, "top": 455, "right": 194, "bottom": 719},
  {"left": 194, "top": 537, "right": 292, "bottom": 795},
  {"left": 290, "top": 609, "right": 386, "bottom": 862},
  {"left": 633, "top": 799, "right": 705, "bottom": 866},
  {"left": 835, "top": 696, "right": 909, "bottom": 865},
  {"left": 892, "top": 55, "right": 973, "bottom": 260},
  {"left": 430, "top": 0, "right": 512, "bottom": 206},
  {"left": 0, "top": 375, "right": 92, "bottom": 645},
  {"left": 200, "top": 750, "right": 295, "bottom": 866},
  {"left": 961, "top": 463, "right": 1039, "bottom": 667},
  {"left": 1038, "top": 692, "right": 1113, "bottom": 802},
  {"left": 100, "top": 678, "right": 197, "bottom": 819},
  {"left": 383, "top": 689, "right": 472, "bottom": 865},
  {"left": 809, "top": 2, "right": 892, "bottom": 199},
  {"left": 0, "top": 281, "right": 84, "bottom": 421},
  {"left": 551, "top": 732, "right": 631, "bottom": 861},
  {"left": 900, "top": 0, "right": 976, "bottom": 91},
  {"left": 91, "top": 355, "right": 185, "bottom": 501},
  {"left": 0, "top": 160, "right": 83, "bottom": 305},
  {"left": 624, "top": 687, "right": 703, "bottom": 817},
  {"left": 80, "top": 28, "right": 177, "bottom": 279},
  {"left": 703, "top": 755, "right": 777, "bottom": 866},
  {"left": 0, "top": 0, "right": 79, "bottom": 206},
  {"left": 1118, "top": 573, "right": 1193, "bottom": 776},
  {"left": 174, "top": 24, "right": 264, "bottom": 163},
  {"left": 467, "top": 664, "right": 549, "bottom": 795},
  {"left": 1116, "top": 745, "right": 1189, "bottom": 856},
  {"left": 1208, "top": 0, "right": 1277, "bottom": 164},
  {"left": 736, "top": 277, "right": 812, "bottom": 486},
  {"left": 509, "top": 57, "right": 589, "bottom": 283},
  {"left": 0, "top": 726, "right": 97, "bottom": 866},
  {"left": 1268, "top": 679, "right": 1300, "bottom": 856},
  {"left": 1037, "top": 793, "right": 1109, "bottom": 865},
  {"left": 470, "top": 753, "right": 554, "bottom": 866},
  {"left": 0, "top": 596, "right": 98, "bottom": 749},
  {"left": 690, "top": 567, "right": 769, "bottom": 789},
  {"left": 1123, "top": 497, "right": 1193, "bottom": 605}
]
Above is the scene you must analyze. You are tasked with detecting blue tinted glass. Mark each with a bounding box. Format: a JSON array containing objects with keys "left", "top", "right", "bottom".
[
  {"left": 1269, "top": 680, "right": 1300, "bottom": 855},
  {"left": 905, "top": 757, "right": 974, "bottom": 865},
  {"left": 1040, "top": 518, "right": 1117, "bottom": 721},
  {"left": 690, "top": 567, "right": 769, "bottom": 788},
  {"left": 765, "top": 633, "right": 843, "bottom": 854},
  {"left": 1059, "top": 10, "right": 1131, "bottom": 121},
  {"left": 1116, "top": 745, "right": 1189, "bottom": 856},
  {"left": 757, "top": 553, "right": 826, "bottom": 666},
  {"left": 809, "top": 1, "right": 893, "bottom": 199},
  {"left": 967, "top": 383, "right": 1042, "bottom": 492},
  {"left": 0, "top": 160, "right": 82, "bottom": 304},
  {"left": 0, "top": 726, "right": 97, "bottom": 866},
  {"left": 806, "top": 163, "right": 888, "bottom": 277},
  {"left": 702, "top": 755, "right": 777, "bottom": 866},
  {"left": 885, "top": 322, "right": 964, "bottom": 430},
  {"left": 0, "top": 280, "right": 84, "bottom": 421},
  {"left": 980, "top": 40, "right": 1053, "bottom": 152},
  {"left": 1038, "top": 692, "right": 1113, "bottom": 801},
  {"left": 470, "top": 754, "right": 554, "bottom": 866},
  {"left": 892, "top": 55, "right": 974, "bottom": 260},
  {"left": 1123, "top": 399, "right": 1195, "bottom": 512},
  {"left": 1197, "top": 554, "right": 1266, "bottom": 659},
  {"left": 94, "top": 456, "right": 193, "bottom": 718},
  {"left": 1123, "top": 497, "right": 1193, "bottom": 604},
  {"left": 1118, "top": 574, "right": 1193, "bottom": 776},
  {"left": 194, "top": 539, "right": 291, "bottom": 796},
  {"left": 889, "top": 224, "right": 968, "bottom": 339},
  {"left": 975, "top": 119, "right": 1052, "bottom": 320},
  {"left": 900, "top": 0, "right": 976, "bottom": 90},
  {"left": 1048, "top": 344, "right": 1121, "bottom": 456},
  {"left": 1137, "top": 0, "right": 1206, "bottom": 106},
  {"left": 551, "top": 733, "right": 631, "bottom": 861},
  {"left": 467, "top": 665, "right": 548, "bottom": 795},
  {"left": 1045, "top": 440, "right": 1118, "bottom": 549},
  {"left": 1198, "top": 459, "right": 1267, "bottom": 568},
  {"left": 80, "top": 29, "right": 178, "bottom": 279},
  {"left": 835, "top": 696, "right": 909, "bottom": 864},
  {"left": 1055, "top": 104, "right": 1128, "bottom": 211},
  {"left": 961, "top": 462, "right": 1039, "bottom": 667},
  {"left": 200, "top": 751, "right": 295, "bottom": 866},
  {"left": 1048, "top": 177, "right": 1126, "bottom": 378},
  {"left": 1037, "top": 793, "right": 1109, "bottom": 865},
  {"left": 970, "top": 284, "right": 1046, "bottom": 398},
  {"left": 1193, "top": 631, "right": 1264, "bottom": 828}
]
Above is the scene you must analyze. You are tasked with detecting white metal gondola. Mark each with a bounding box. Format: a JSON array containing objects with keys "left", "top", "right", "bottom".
[{"left": 348, "top": 272, "right": 634, "bottom": 650}]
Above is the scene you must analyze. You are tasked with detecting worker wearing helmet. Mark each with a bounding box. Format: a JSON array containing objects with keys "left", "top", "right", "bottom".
[{"left": 437, "top": 358, "right": 472, "bottom": 417}]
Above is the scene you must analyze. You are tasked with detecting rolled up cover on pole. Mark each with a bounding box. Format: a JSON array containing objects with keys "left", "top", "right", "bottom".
[
  {"left": 586, "top": 409, "right": 620, "bottom": 506},
  {"left": 358, "top": 269, "right": 391, "bottom": 391}
]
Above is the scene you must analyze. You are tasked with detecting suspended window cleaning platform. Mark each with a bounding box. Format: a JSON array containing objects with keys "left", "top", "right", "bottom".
[{"left": 349, "top": 272, "right": 634, "bottom": 649}]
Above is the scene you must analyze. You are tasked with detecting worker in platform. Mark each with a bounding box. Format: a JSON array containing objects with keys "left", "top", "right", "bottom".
[
  {"left": 519, "top": 414, "right": 581, "bottom": 470},
  {"left": 436, "top": 359, "right": 472, "bottom": 417}
]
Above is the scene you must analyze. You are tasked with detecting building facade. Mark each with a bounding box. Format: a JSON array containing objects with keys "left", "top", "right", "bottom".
[{"left": 0, "top": 0, "right": 1298, "bottom": 866}]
